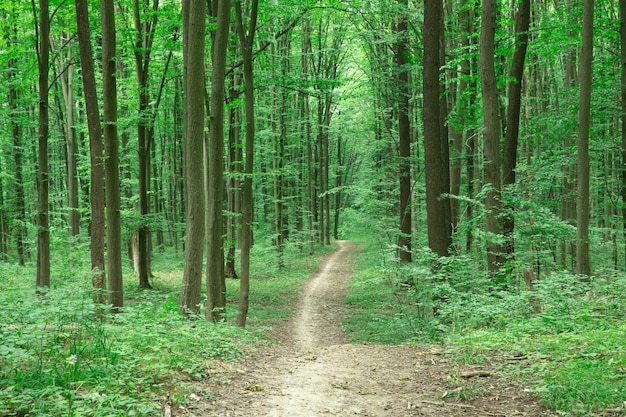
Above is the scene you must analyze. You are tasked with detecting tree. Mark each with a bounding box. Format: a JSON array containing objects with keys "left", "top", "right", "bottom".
[
  {"left": 180, "top": 0, "right": 206, "bottom": 316},
  {"left": 234, "top": 0, "right": 259, "bottom": 328},
  {"left": 480, "top": 0, "right": 505, "bottom": 273},
  {"left": 621, "top": 0, "right": 626, "bottom": 269},
  {"left": 35, "top": 0, "right": 50, "bottom": 291},
  {"left": 75, "top": 0, "right": 106, "bottom": 303},
  {"left": 396, "top": 0, "right": 412, "bottom": 262},
  {"left": 502, "top": 0, "right": 531, "bottom": 257},
  {"left": 423, "top": 0, "right": 451, "bottom": 257},
  {"left": 101, "top": 0, "right": 124, "bottom": 309},
  {"left": 132, "top": 0, "right": 159, "bottom": 289},
  {"left": 576, "top": 0, "right": 594, "bottom": 276},
  {"left": 206, "top": 0, "right": 231, "bottom": 322}
]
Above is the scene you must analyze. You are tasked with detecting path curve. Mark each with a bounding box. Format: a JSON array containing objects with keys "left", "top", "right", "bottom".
[{"left": 202, "top": 241, "right": 548, "bottom": 417}]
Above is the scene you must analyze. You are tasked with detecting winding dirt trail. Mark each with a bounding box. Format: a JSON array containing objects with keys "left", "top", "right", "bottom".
[{"left": 200, "top": 241, "right": 548, "bottom": 417}]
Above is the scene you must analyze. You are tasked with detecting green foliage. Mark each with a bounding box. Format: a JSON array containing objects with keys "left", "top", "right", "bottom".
[{"left": 344, "top": 226, "right": 626, "bottom": 416}]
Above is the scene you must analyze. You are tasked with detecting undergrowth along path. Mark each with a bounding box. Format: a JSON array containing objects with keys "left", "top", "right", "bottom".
[{"left": 201, "top": 241, "right": 548, "bottom": 417}]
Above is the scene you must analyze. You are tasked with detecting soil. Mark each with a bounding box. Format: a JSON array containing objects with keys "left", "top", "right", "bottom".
[{"left": 178, "top": 241, "right": 552, "bottom": 417}]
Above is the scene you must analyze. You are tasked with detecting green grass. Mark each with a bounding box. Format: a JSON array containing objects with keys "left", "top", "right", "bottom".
[
  {"left": 0, "top": 236, "right": 334, "bottom": 416},
  {"left": 342, "top": 226, "right": 626, "bottom": 417}
]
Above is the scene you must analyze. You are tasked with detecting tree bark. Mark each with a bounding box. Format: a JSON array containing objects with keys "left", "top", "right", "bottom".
[
  {"left": 206, "top": 0, "right": 231, "bottom": 322},
  {"left": 36, "top": 0, "right": 50, "bottom": 291},
  {"left": 423, "top": 0, "right": 451, "bottom": 257},
  {"left": 576, "top": 0, "right": 594, "bottom": 276},
  {"left": 396, "top": 0, "right": 412, "bottom": 262},
  {"left": 480, "top": 0, "right": 505, "bottom": 273},
  {"left": 180, "top": 0, "right": 206, "bottom": 316},
  {"left": 101, "top": 0, "right": 124, "bottom": 310},
  {"left": 621, "top": 0, "right": 626, "bottom": 272},
  {"left": 502, "top": 0, "right": 531, "bottom": 257},
  {"left": 133, "top": 0, "right": 158, "bottom": 289},
  {"left": 234, "top": 0, "right": 258, "bottom": 328},
  {"left": 75, "top": 0, "right": 106, "bottom": 304}
]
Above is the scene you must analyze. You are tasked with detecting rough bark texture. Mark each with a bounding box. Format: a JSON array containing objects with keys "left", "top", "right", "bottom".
[
  {"left": 502, "top": 0, "right": 531, "bottom": 257},
  {"left": 423, "top": 0, "right": 451, "bottom": 257},
  {"left": 206, "top": 0, "right": 231, "bottom": 322},
  {"left": 36, "top": 0, "right": 51, "bottom": 291},
  {"left": 180, "top": 0, "right": 206, "bottom": 316},
  {"left": 75, "top": 0, "right": 106, "bottom": 303},
  {"left": 101, "top": 0, "right": 124, "bottom": 309},
  {"left": 480, "top": 0, "right": 505, "bottom": 273},
  {"left": 576, "top": 0, "right": 594, "bottom": 276}
]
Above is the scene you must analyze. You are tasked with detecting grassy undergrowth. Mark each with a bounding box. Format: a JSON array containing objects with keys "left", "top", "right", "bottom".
[
  {"left": 0, "top": 238, "right": 333, "bottom": 416},
  {"left": 343, "top": 229, "right": 626, "bottom": 417}
]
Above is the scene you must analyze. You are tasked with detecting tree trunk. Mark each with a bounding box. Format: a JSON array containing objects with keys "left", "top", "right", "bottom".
[
  {"left": 234, "top": 0, "right": 258, "bottom": 328},
  {"left": 502, "top": 0, "right": 531, "bottom": 257},
  {"left": 75, "top": 0, "right": 106, "bottom": 304},
  {"left": 423, "top": 0, "right": 451, "bottom": 257},
  {"left": 57, "top": 37, "right": 80, "bottom": 238},
  {"left": 133, "top": 0, "right": 157, "bottom": 289},
  {"left": 101, "top": 0, "right": 124, "bottom": 310},
  {"left": 7, "top": 35, "right": 28, "bottom": 266},
  {"left": 36, "top": 0, "right": 50, "bottom": 291},
  {"left": 206, "top": 0, "right": 231, "bottom": 322},
  {"left": 619, "top": 0, "right": 626, "bottom": 272},
  {"left": 480, "top": 0, "right": 505, "bottom": 273},
  {"left": 396, "top": 0, "right": 412, "bottom": 261},
  {"left": 180, "top": 0, "right": 206, "bottom": 316},
  {"left": 576, "top": 0, "right": 594, "bottom": 276}
]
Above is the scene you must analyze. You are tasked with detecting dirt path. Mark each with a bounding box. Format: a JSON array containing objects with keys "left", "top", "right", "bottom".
[{"left": 195, "top": 241, "right": 549, "bottom": 417}]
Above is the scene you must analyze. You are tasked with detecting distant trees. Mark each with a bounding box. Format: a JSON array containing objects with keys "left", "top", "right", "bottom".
[{"left": 3, "top": 0, "right": 626, "bottom": 319}]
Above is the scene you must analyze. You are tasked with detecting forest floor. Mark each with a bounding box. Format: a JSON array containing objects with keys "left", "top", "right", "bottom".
[{"left": 180, "top": 241, "right": 551, "bottom": 417}]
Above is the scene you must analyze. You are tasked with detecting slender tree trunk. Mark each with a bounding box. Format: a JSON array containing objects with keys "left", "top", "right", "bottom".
[
  {"left": 502, "top": 0, "right": 531, "bottom": 258},
  {"left": 234, "top": 0, "right": 258, "bottom": 328},
  {"left": 206, "top": 0, "right": 231, "bottom": 322},
  {"left": 133, "top": 0, "right": 158, "bottom": 289},
  {"left": 225, "top": 71, "right": 241, "bottom": 280},
  {"left": 620, "top": 0, "right": 626, "bottom": 271},
  {"left": 481, "top": 0, "right": 505, "bottom": 273},
  {"left": 101, "top": 0, "right": 124, "bottom": 310},
  {"left": 576, "top": 0, "right": 594, "bottom": 276},
  {"left": 180, "top": 0, "right": 206, "bottom": 316},
  {"left": 75, "top": 0, "right": 106, "bottom": 303},
  {"left": 396, "top": 0, "right": 412, "bottom": 261},
  {"left": 7, "top": 42, "right": 27, "bottom": 266},
  {"left": 36, "top": 0, "right": 50, "bottom": 291},
  {"left": 57, "top": 38, "right": 80, "bottom": 238}
]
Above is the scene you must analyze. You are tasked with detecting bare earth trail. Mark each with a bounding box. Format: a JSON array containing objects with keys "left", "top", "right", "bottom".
[{"left": 197, "top": 241, "right": 549, "bottom": 417}]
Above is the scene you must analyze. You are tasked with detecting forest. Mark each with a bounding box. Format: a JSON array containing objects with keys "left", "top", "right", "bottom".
[{"left": 1, "top": 0, "right": 625, "bottom": 415}]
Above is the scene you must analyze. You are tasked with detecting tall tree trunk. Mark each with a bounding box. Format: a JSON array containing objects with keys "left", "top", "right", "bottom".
[
  {"left": 36, "top": 0, "right": 51, "bottom": 291},
  {"left": 56, "top": 37, "right": 80, "bottom": 238},
  {"left": 7, "top": 36, "right": 28, "bottom": 266},
  {"left": 480, "top": 0, "right": 505, "bottom": 273},
  {"left": 576, "top": 0, "right": 594, "bottom": 276},
  {"left": 234, "top": 0, "right": 258, "bottom": 328},
  {"left": 619, "top": 0, "right": 626, "bottom": 270},
  {"left": 396, "top": 0, "right": 412, "bottom": 261},
  {"left": 180, "top": 0, "right": 206, "bottom": 316},
  {"left": 101, "top": 0, "right": 124, "bottom": 309},
  {"left": 423, "top": 0, "right": 451, "bottom": 257},
  {"left": 133, "top": 0, "right": 158, "bottom": 289},
  {"left": 502, "top": 0, "right": 531, "bottom": 258},
  {"left": 206, "top": 0, "right": 231, "bottom": 322},
  {"left": 75, "top": 0, "right": 106, "bottom": 303},
  {"left": 225, "top": 72, "right": 241, "bottom": 280}
]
